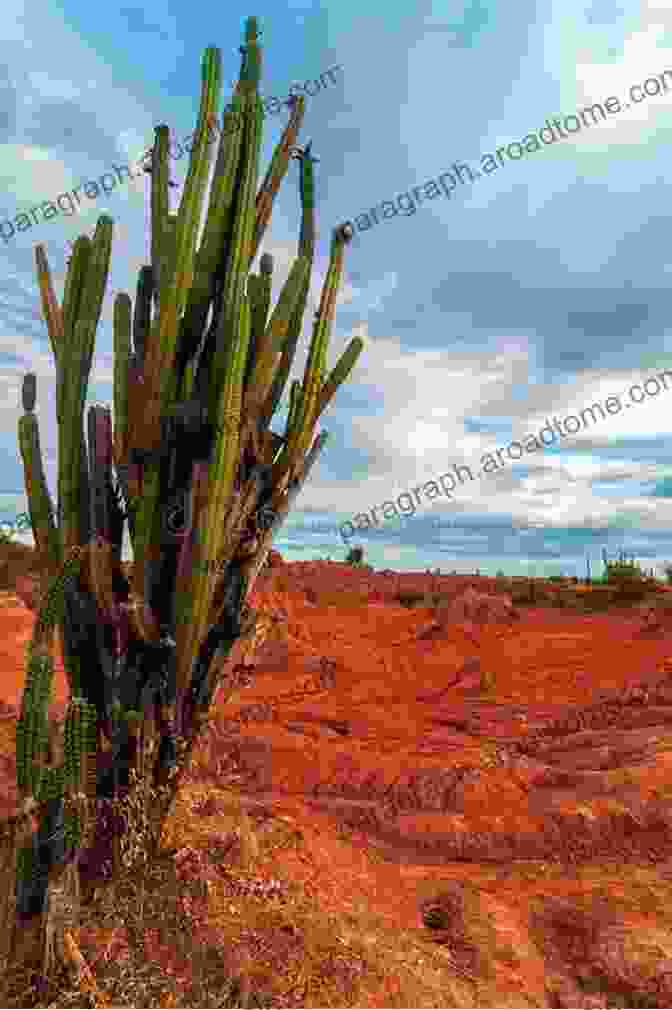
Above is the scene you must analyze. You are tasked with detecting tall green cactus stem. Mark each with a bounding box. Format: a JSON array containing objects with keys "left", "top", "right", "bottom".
[
  {"left": 175, "top": 293, "right": 252, "bottom": 695},
  {"left": 284, "top": 378, "right": 304, "bottom": 441},
  {"left": 206, "top": 32, "right": 263, "bottom": 429},
  {"left": 150, "top": 125, "right": 171, "bottom": 313},
  {"left": 57, "top": 218, "right": 112, "bottom": 552},
  {"left": 191, "top": 90, "right": 303, "bottom": 412},
  {"left": 15, "top": 545, "right": 85, "bottom": 879},
  {"left": 244, "top": 252, "right": 273, "bottom": 390},
  {"left": 260, "top": 142, "right": 316, "bottom": 431},
  {"left": 161, "top": 214, "right": 179, "bottom": 312},
  {"left": 129, "top": 47, "right": 221, "bottom": 603},
  {"left": 18, "top": 376, "right": 61, "bottom": 575},
  {"left": 87, "top": 405, "right": 116, "bottom": 614},
  {"left": 173, "top": 93, "right": 247, "bottom": 381},
  {"left": 16, "top": 649, "right": 54, "bottom": 802},
  {"left": 242, "top": 429, "right": 330, "bottom": 596},
  {"left": 251, "top": 93, "right": 306, "bottom": 265},
  {"left": 314, "top": 335, "right": 365, "bottom": 422},
  {"left": 61, "top": 237, "right": 92, "bottom": 358},
  {"left": 241, "top": 254, "right": 311, "bottom": 451},
  {"left": 112, "top": 292, "right": 131, "bottom": 480},
  {"left": 132, "top": 265, "right": 154, "bottom": 369},
  {"left": 35, "top": 248, "right": 64, "bottom": 378},
  {"left": 272, "top": 225, "right": 353, "bottom": 497},
  {"left": 133, "top": 47, "right": 222, "bottom": 456},
  {"left": 22, "top": 373, "right": 36, "bottom": 412}
]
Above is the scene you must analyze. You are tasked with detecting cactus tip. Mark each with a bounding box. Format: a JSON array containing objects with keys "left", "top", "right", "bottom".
[
  {"left": 336, "top": 222, "right": 354, "bottom": 243},
  {"left": 22, "top": 373, "right": 37, "bottom": 412}
]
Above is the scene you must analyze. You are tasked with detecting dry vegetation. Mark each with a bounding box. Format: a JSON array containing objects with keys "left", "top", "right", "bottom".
[{"left": 0, "top": 750, "right": 477, "bottom": 1009}]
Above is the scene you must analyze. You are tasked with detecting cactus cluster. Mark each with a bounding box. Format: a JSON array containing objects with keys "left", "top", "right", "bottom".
[{"left": 8, "top": 15, "right": 364, "bottom": 946}]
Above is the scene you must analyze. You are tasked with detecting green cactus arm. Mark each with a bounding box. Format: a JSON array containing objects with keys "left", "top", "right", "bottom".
[
  {"left": 171, "top": 459, "right": 208, "bottom": 637},
  {"left": 59, "top": 235, "right": 92, "bottom": 431},
  {"left": 61, "top": 236, "right": 92, "bottom": 345},
  {"left": 175, "top": 294, "right": 251, "bottom": 695},
  {"left": 244, "top": 274, "right": 261, "bottom": 384},
  {"left": 66, "top": 215, "right": 113, "bottom": 551},
  {"left": 77, "top": 216, "right": 113, "bottom": 356},
  {"left": 51, "top": 220, "right": 111, "bottom": 553},
  {"left": 243, "top": 429, "right": 330, "bottom": 592},
  {"left": 251, "top": 93, "right": 306, "bottom": 264},
  {"left": 37, "top": 762, "right": 65, "bottom": 805},
  {"left": 242, "top": 254, "right": 311, "bottom": 422},
  {"left": 128, "top": 50, "right": 221, "bottom": 601},
  {"left": 113, "top": 293, "right": 131, "bottom": 462},
  {"left": 35, "top": 245, "right": 64, "bottom": 365},
  {"left": 150, "top": 125, "right": 171, "bottom": 311},
  {"left": 17, "top": 648, "right": 55, "bottom": 801},
  {"left": 88, "top": 405, "right": 114, "bottom": 543},
  {"left": 161, "top": 213, "right": 179, "bottom": 308},
  {"left": 137, "top": 46, "right": 222, "bottom": 455},
  {"left": 312, "top": 336, "right": 365, "bottom": 423},
  {"left": 242, "top": 253, "right": 273, "bottom": 392},
  {"left": 127, "top": 462, "right": 162, "bottom": 605},
  {"left": 33, "top": 547, "right": 85, "bottom": 641},
  {"left": 22, "top": 373, "right": 36, "bottom": 412},
  {"left": 207, "top": 59, "right": 263, "bottom": 426},
  {"left": 58, "top": 318, "right": 95, "bottom": 552},
  {"left": 182, "top": 357, "right": 196, "bottom": 400},
  {"left": 260, "top": 271, "right": 308, "bottom": 432},
  {"left": 284, "top": 378, "right": 303, "bottom": 440},
  {"left": 201, "top": 293, "right": 252, "bottom": 594},
  {"left": 78, "top": 432, "right": 92, "bottom": 548},
  {"left": 132, "top": 265, "right": 154, "bottom": 367},
  {"left": 18, "top": 388, "right": 61, "bottom": 572},
  {"left": 259, "top": 142, "right": 316, "bottom": 428},
  {"left": 175, "top": 92, "right": 246, "bottom": 368},
  {"left": 275, "top": 226, "right": 350, "bottom": 483}
]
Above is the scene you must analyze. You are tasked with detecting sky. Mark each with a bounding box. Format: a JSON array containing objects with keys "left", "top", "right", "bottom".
[{"left": 1, "top": 0, "right": 672, "bottom": 577}]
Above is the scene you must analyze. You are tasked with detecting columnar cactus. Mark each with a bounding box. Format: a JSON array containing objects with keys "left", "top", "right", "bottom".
[{"left": 5, "top": 15, "right": 364, "bottom": 979}]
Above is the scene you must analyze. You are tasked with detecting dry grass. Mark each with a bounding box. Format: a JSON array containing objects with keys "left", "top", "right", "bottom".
[{"left": 0, "top": 754, "right": 482, "bottom": 1009}]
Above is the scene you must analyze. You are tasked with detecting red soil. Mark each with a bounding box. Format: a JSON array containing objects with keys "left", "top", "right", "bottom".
[{"left": 4, "top": 560, "right": 672, "bottom": 1007}]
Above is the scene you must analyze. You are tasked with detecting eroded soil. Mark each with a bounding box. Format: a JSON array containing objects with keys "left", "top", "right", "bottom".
[{"left": 3, "top": 559, "right": 672, "bottom": 1006}]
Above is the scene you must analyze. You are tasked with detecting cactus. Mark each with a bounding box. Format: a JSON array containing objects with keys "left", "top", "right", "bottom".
[
  {"left": 5, "top": 16, "right": 364, "bottom": 979},
  {"left": 346, "top": 545, "right": 364, "bottom": 567}
]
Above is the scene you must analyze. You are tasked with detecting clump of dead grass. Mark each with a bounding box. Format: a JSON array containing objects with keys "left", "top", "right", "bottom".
[{"left": 1, "top": 702, "right": 491, "bottom": 1009}]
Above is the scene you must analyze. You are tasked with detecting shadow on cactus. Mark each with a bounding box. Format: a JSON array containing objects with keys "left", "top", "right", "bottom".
[{"left": 1, "top": 15, "right": 364, "bottom": 991}]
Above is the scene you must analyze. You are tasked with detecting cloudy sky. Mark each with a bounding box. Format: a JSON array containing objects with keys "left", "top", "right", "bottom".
[{"left": 1, "top": 0, "right": 672, "bottom": 576}]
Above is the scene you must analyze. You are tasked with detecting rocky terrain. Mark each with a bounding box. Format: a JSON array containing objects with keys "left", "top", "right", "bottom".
[{"left": 3, "top": 550, "right": 672, "bottom": 1006}]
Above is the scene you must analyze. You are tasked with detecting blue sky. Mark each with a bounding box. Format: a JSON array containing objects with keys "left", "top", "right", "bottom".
[{"left": 1, "top": 0, "right": 672, "bottom": 576}]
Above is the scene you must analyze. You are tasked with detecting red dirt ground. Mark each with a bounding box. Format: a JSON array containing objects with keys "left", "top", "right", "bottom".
[{"left": 4, "top": 559, "right": 672, "bottom": 1006}]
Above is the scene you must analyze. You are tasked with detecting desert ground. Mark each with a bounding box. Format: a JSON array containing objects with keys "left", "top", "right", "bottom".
[{"left": 2, "top": 545, "right": 672, "bottom": 1007}]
